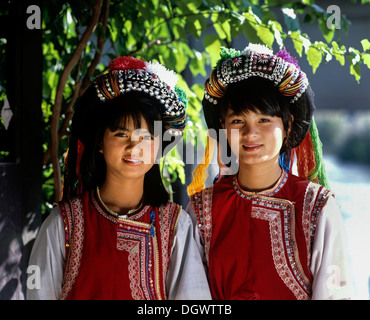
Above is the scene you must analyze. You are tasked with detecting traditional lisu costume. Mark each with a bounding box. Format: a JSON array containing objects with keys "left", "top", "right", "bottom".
[
  {"left": 187, "top": 44, "right": 353, "bottom": 300},
  {"left": 27, "top": 57, "right": 211, "bottom": 300}
]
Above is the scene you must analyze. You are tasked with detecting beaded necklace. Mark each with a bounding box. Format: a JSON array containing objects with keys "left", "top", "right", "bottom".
[
  {"left": 96, "top": 186, "right": 156, "bottom": 237},
  {"left": 96, "top": 186, "right": 143, "bottom": 218}
]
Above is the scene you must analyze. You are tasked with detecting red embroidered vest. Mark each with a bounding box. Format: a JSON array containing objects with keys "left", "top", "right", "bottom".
[
  {"left": 58, "top": 190, "right": 181, "bottom": 300},
  {"left": 190, "top": 172, "right": 332, "bottom": 300}
]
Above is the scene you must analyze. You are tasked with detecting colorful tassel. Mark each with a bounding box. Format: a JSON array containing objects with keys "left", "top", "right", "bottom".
[
  {"left": 308, "top": 117, "right": 329, "bottom": 188},
  {"left": 294, "top": 118, "right": 329, "bottom": 188},
  {"left": 187, "top": 134, "right": 215, "bottom": 196},
  {"left": 279, "top": 150, "right": 292, "bottom": 173}
]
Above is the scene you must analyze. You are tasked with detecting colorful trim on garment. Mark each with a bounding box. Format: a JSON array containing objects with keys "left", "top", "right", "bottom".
[
  {"left": 251, "top": 205, "right": 309, "bottom": 300},
  {"left": 190, "top": 186, "right": 213, "bottom": 267},
  {"left": 92, "top": 190, "right": 181, "bottom": 299},
  {"left": 192, "top": 173, "right": 333, "bottom": 300},
  {"left": 158, "top": 202, "right": 182, "bottom": 275},
  {"left": 302, "top": 182, "right": 321, "bottom": 267},
  {"left": 59, "top": 191, "right": 181, "bottom": 300},
  {"left": 93, "top": 187, "right": 162, "bottom": 299},
  {"left": 91, "top": 189, "right": 151, "bottom": 223},
  {"left": 232, "top": 170, "right": 288, "bottom": 199},
  {"left": 310, "top": 187, "right": 332, "bottom": 243},
  {"left": 250, "top": 197, "right": 310, "bottom": 300},
  {"left": 234, "top": 175, "right": 333, "bottom": 299},
  {"left": 116, "top": 219, "right": 162, "bottom": 299},
  {"left": 59, "top": 197, "right": 85, "bottom": 300}
]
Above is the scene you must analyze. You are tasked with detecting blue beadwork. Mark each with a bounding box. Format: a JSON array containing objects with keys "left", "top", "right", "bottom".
[
  {"left": 279, "top": 151, "right": 291, "bottom": 173},
  {"left": 150, "top": 210, "right": 156, "bottom": 237}
]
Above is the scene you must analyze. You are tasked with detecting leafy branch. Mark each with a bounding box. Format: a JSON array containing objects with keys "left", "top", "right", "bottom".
[
  {"left": 36, "top": 0, "right": 370, "bottom": 211},
  {"left": 50, "top": 0, "right": 103, "bottom": 201}
]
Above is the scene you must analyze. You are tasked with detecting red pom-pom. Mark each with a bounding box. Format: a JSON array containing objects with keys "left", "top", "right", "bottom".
[{"left": 108, "top": 56, "right": 146, "bottom": 71}]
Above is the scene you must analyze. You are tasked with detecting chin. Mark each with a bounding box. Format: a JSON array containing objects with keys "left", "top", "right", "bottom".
[{"left": 238, "top": 156, "right": 273, "bottom": 166}]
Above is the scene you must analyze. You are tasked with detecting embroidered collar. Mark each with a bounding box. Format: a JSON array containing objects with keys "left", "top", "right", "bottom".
[
  {"left": 92, "top": 189, "right": 150, "bottom": 222},
  {"left": 233, "top": 169, "right": 288, "bottom": 199}
]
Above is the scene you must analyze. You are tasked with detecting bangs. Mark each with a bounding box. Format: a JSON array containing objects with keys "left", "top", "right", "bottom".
[
  {"left": 104, "top": 92, "right": 162, "bottom": 136},
  {"left": 219, "top": 77, "right": 292, "bottom": 137},
  {"left": 221, "top": 77, "right": 289, "bottom": 119},
  {"left": 226, "top": 94, "right": 282, "bottom": 118}
]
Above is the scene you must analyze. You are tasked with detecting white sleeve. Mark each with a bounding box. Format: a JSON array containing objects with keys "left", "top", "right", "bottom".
[
  {"left": 185, "top": 201, "right": 207, "bottom": 260},
  {"left": 26, "top": 207, "right": 65, "bottom": 300},
  {"left": 166, "top": 209, "right": 211, "bottom": 300},
  {"left": 310, "top": 195, "right": 354, "bottom": 300}
]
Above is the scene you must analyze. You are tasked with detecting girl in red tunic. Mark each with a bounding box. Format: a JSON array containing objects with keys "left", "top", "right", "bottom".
[
  {"left": 27, "top": 57, "right": 211, "bottom": 300},
  {"left": 187, "top": 44, "right": 353, "bottom": 300}
]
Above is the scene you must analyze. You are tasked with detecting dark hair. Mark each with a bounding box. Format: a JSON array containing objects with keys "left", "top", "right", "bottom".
[
  {"left": 219, "top": 77, "right": 293, "bottom": 154},
  {"left": 65, "top": 90, "right": 169, "bottom": 207}
]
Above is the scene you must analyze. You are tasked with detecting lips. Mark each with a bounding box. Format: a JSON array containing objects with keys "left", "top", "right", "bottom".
[
  {"left": 122, "top": 157, "right": 143, "bottom": 166},
  {"left": 242, "top": 143, "right": 263, "bottom": 151}
]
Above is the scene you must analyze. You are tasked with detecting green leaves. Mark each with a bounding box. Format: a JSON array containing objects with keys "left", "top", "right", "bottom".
[
  {"left": 331, "top": 41, "right": 346, "bottom": 66},
  {"left": 307, "top": 44, "right": 323, "bottom": 73},
  {"left": 281, "top": 7, "right": 300, "bottom": 32},
  {"left": 7, "top": 0, "right": 369, "bottom": 208},
  {"left": 204, "top": 35, "right": 225, "bottom": 68},
  {"left": 318, "top": 19, "right": 335, "bottom": 44},
  {"left": 362, "top": 53, "right": 370, "bottom": 69},
  {"left": 186, "top": 15, "right": 207, "bottom": 39},
  {"left": 361, "top": 39, "right": 370, "bottom": 69},
  {"left": 361, "top": 39, "right": 370, "bottom": 51},
  {"left": 348, "top": 47, "right": 362, "bottom": 82}
]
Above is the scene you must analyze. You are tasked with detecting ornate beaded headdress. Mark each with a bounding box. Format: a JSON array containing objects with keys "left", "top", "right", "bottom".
[
  {"left": 93, "top": 56, "right": 187, "bottom": 135},
  {"left": 187, "top": 44, "right": 329, "bottom": 196},
  {"left": 204, "top": 44, "right": 308, "bottom": 105}
]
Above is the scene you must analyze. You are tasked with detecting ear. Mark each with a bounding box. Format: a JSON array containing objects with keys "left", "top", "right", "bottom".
[
  {"left": 220, "top": 118, "right": 225, "bottom": 129},
  {"left": 98, "top": 141, "right": 104, "bottom": 154}
]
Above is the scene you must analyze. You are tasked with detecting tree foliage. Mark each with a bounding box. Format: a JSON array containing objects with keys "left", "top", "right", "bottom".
[{"left": 1, "top": 0, "right": 369, "bottom": 213}]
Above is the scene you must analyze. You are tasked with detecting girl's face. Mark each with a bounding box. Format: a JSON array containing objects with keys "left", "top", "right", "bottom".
[
  {"left": 99, "top": 115, "right": 159, "bottom": 182},
  {"left": 222, "top": 107, "right": 289, "bottom": 168}
]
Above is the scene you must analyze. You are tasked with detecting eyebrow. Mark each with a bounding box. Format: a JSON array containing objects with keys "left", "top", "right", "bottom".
[
  {"left": 226, "top": 109, "right": 265, "bottom": 117},
  {"left": 114, "top": 126, "right": 152, "bottom": 134}
]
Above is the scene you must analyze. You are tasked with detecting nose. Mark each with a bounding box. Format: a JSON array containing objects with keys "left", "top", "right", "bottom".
[
  {"left": 125, "top": 137, "right": 143, "bottom": 157},
  {"left": 240, "top": 122, "right": 258, "bottom": 138}
]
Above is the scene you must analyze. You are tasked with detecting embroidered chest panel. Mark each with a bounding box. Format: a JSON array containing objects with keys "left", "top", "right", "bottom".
[
  {"left": 191, "top": 178, "right": 331, "bottom": 300},
  {"left": 250, "top": 198, "right": 311, "bottom": 300},
  {"left": 116, "top": 219, "right": 162, "bottom": 300},
  {"left": 59, "top": 193, "right": 180, "bottom": 300}
]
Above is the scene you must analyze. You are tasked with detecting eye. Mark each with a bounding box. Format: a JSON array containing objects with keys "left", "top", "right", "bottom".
[
  {"left": 259, "top": 118, "right": 271, "bottom": 123},
  {"left": 231, "top": 119, "right": 244, "bottom": 124},
  {"left": 114, "top": 132, "right": 128, "bottom": 137},
  {"left": 141, "top": 135, "right": 154, "bottom": 141}
]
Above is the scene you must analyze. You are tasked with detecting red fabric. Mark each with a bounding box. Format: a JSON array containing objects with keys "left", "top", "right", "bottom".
[
  {"left": 59, "top": 191, "right": 180, "bottom": 300},
  {"left": 108, "top": 56, "right": 146, "bottom": 71},
  {"left": 203, "top": 173, "right": 324, "bottom": 300},
  {"left": 295, "top": 131, "right": 318, "bottom": 183}
]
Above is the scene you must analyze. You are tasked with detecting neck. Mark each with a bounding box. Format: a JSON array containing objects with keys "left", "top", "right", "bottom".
[
  {"left": 237, "top": 159, "right": 282, "bottom": 193},
  {"left": 99, "top": 175, "right": 144, "bottom": 215}
]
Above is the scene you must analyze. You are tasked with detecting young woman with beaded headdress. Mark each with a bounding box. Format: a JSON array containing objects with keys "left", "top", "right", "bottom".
[
  {"left": 27, "top": 56, "right": 211, "bottom": 300},
  {"left": 186, "top": 44, "right": 353, "bottom": 300}
]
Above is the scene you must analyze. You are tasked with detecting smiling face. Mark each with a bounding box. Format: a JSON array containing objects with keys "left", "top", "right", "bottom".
[
  {"left": 99, "top": 115, "right": 160, "bottom": 182},
  {"left": 217, "top": 77, "right": 294, "bottom": 171},
  {"left": 222, "top": 107, "right": 289, "bottom": 167}
]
